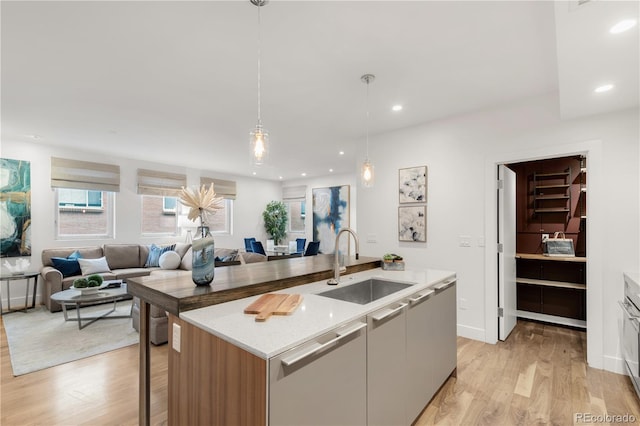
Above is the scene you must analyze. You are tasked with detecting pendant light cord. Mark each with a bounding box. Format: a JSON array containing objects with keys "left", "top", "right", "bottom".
[
  {"left": 257, "top": 3, "right": 262, "bottom": 127},
  {"left": 365, "top": 78, "right": 370, "bottom": 160}
]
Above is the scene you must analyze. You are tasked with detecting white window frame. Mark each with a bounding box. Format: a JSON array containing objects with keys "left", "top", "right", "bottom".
[
  {"left": 286, "top": 199, "right": 306, "bottom": 234},
  {"left": 55, "top": 189, "right": 115, "bottom": 239}
]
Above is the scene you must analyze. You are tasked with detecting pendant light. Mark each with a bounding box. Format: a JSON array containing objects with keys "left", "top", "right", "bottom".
[
  {"left": 250, "top": 0, "right": 268, "bottom": 166},
  {"left": 361, "top": 74, "right": 375, "bottom": 187}
]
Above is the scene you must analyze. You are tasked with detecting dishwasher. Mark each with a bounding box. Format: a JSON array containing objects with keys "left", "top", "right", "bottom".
[{"left": 268, "top": 319, "right": 367, "bottom": 426}]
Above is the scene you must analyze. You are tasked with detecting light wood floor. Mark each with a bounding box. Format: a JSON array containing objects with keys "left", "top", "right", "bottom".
[{"left": 1, "top": 318, "right": 638, "bottom": 425}]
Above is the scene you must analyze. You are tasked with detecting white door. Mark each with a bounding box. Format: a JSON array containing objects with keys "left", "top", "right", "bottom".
[{"left": 498, "top": 164, "right": 517, "bottom": 340}]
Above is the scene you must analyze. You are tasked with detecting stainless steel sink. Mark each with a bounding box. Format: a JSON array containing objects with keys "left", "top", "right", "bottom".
[{"left": 317, "top": 278, "right": 413, "bottom": 305}]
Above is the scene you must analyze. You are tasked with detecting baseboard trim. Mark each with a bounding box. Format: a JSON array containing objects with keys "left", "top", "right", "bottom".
[
  {"left": 603, "top": 355, "right": 626, "bottom": 375},
  {"left": 457, "top": 324, "right": 485, "bottom": 342}
]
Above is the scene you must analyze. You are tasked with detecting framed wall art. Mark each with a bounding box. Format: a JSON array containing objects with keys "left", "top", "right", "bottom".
[
  {"left": 1, "top": 158, "right": 31, "bottom": 257},
  {"left": 312, "top": 185, "right": 350, "bottom": 254},
  {"left": 398, "top": 205, "right": 426, "bottom": 242},
  {"left": 399, "top": 165, "right": 427, "bottom": 203}
]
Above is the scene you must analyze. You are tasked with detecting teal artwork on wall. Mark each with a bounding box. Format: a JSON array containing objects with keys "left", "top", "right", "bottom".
[{"left": 1, "top": 158, "right": 31, "bottom": 257}]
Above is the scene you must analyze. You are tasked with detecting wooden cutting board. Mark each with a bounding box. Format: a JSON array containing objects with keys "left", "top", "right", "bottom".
[{"left": 244, "top": 293, "right": 303, "bottom": 322}]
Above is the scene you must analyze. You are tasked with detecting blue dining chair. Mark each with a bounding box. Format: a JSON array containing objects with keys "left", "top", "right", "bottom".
[
  {"left": 304, "top": 241, "right": 320, "bottom": 256},
  {"left": 296, "top": 238, "right": 307, "bottom": 254},
  {"left": 251, "top": 240, "right": 267, "bottom": 256},
  {"left": 244, "top": 238, "right": 256, "bottom": 253}
]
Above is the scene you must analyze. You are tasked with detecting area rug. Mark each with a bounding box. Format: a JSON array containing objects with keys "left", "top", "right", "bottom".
[{"left": 3, "top": 301, "right": 139, "bottom": 376}]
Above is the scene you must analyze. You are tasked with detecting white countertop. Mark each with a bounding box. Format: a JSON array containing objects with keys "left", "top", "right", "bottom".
[{"left": 180, "top": 268, "right": 455, "bottom": 359}]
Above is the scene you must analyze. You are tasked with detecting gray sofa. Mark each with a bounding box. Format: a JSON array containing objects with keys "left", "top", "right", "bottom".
[
  {"left": 40, "top": 243, "right": 193, "bottom": 312},
  {"left": 41, "top": 243, "right": 267, "bottom": 345}
]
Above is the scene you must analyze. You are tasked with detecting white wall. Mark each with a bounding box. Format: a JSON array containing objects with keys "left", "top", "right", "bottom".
[
  {"left": 1, "top": 139, "right": 281, "bottom": 304},
  {"left": 356, "top": 93, "right": 639, "bottom": 373}
]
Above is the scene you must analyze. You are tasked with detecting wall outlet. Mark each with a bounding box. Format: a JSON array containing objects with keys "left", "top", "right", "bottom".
[
  {"left": 172, "top": 323, "right": 181, "bottom": 353},
  {"left": 541, "top": 233, "right": 550, "bottom": 242},
  {"left": 367, "top": 234, "right": 377, "bottom": 243}
]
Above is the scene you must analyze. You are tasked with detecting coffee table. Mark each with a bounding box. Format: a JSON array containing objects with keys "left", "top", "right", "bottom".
[{"left": 50, "top": 281, "right": 133, "bottom": 329}]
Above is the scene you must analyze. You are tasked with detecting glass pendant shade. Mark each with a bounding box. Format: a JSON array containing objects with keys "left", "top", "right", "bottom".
[
  {"left": 361, "top": 159, "right": 374, "bottom": 187},
  {"left": 250, "top": 125, "right": 269, "bottom": 166}
]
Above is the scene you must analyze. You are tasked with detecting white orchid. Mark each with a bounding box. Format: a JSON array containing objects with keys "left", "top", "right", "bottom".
[{"left": 179, "top": 183, "right": 224, "bottom": 226}]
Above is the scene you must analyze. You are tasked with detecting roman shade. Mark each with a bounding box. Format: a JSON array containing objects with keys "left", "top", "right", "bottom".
[
  {"left": 282, "top": 185, "right": 306, "bottom": 200},
  {"left": 200, "top": 177, "right": 236, "bottom": 200},
  {"left": 137, "top": 169, "right": 187, "bottom": 197},
  {"left": 51, "top": 157, "right": 120, "bottom": 192}
]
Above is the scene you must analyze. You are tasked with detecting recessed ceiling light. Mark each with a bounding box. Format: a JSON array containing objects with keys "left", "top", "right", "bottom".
[
  {"left": 301, "top": 172, "right": 307, "bottom": 177},
  {"left": 252, "top": 171, "right": 257, "bottom": 175},
  {"left": 329, "top": 168, "right": 334, "bottom": 173},
  {"left": 24, "top": 134, "right": 41, "bottom": 140},
  {"left": 392, "top": 105, "right": 403, "bottom": 112},
  {"left": 279, "top": 176, "right": 283, "bottom": 180},
  {"left": 610, "top": 19, "right": 637, "bottom": 34},
  {"left": 339, "top": 151, "right": 344, "bottom": 156},
  {"left": 594, "top": 84, "right": 614, "bottom": 93}
]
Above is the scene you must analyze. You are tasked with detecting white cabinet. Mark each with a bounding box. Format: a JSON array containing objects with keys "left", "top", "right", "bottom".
[
  {"left": 431, "top": 280, "right": 457, "bottom": 387},
  {"left": 269, "top": 319, "right": 367, "bottom": 426},
  {"left": 367, "top": 301, "right": 408, "bottom": 426},
  {"left": 406, "top": 279, "right": 457, "bottom": 424},
  {"left": 406, "top": 287, "right": 438, "bottom": 422}
]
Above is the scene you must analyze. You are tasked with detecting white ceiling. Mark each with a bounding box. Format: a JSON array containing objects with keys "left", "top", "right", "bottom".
[{"left": 2, "top": 1, "right": 638, "bottom": 181}]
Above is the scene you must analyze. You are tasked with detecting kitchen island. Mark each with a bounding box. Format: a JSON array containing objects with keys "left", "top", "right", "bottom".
[
  {"left": 127, "top": 254, "right": 381, "bottom": 426},
  {"left": 171, "top": 267, "right": 457, "bottom": 425}
]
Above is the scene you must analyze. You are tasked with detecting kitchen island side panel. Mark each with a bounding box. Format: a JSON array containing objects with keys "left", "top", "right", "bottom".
[{"left": 168, "top": 315, "right": 267, "bottom": 426}]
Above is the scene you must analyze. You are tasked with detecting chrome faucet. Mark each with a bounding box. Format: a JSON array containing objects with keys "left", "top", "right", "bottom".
[{"left": 327, "top": 227, "right": 360, "bottom": 285}]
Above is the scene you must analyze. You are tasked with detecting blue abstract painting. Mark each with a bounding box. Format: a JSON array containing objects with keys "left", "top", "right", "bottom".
[
  {"left": 1, "top": 158, "right": 31, "bottom": 257},
  {"left": 312, "top": 185, "right": 350, "bottom": 255}
]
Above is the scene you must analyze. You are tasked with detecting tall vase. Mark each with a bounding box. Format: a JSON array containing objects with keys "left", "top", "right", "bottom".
[{"left": 192, "top": 226, "right": 215, "bottom": 286}]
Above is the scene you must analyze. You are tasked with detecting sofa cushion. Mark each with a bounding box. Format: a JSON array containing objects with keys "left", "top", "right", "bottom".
[
  {"left": 159, "top": 251, "right": 181, "bottom": 269},
  {"left": 78, "top": 257, "right": 112, "bottom": 275},
  {"left": 42, "top": 246, "right": 103, "bottom": 267},
  {"left": 240, "top": 252, "right": 268, "bottom": 264},
  {"left": 214, "top": 248, "right": 239, "bottom": 262},
  {"left": 104, "top": 244, "right": 142, "bottom": 269},
  {"left": 180, "top": 247, "right": 192, "bottom": 271},
  {"left": 145, "top": 244, "right": 176, "bottom": 267},
  {"left": 50, "top": 250, "right": 83, "bottom": 277},
  {"left": 174, "top": 243, "right": 191, "bottom": 259},
  {"left": 114, "top": 268, "right": 155, "bottom": 280}
]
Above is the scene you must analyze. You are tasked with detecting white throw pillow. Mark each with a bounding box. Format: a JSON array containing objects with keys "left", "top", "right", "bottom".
[
  {"left": 159, "top": 251, "right": 181, "bottom": 270},
  {"left": 78, "top": 257, "right": 111, "bottom": 276}
]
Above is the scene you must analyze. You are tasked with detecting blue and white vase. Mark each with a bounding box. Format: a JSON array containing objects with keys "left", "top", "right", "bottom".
[{"left": 191, "top": 226, "right": 215, "bottom": 286}]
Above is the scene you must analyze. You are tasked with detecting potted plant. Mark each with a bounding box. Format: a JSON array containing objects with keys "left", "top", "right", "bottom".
[{"left": 262, "top": 201, "right": 288, "bottom": 245}]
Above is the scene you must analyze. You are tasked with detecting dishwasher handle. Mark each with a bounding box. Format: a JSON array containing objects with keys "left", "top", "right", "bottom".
[
  {"left": 371, "top": 302, "right": 408, "bottom": 322},
  {"left": 408, "top": 290, "right": 435, "bottom": 305},
  {"left": 281, "top": 322, "right": 367, "bottom": 367},
  {"left": 434, "top": 279, "right": 456, "bottom": 291},
  {"left": 620, "top": 301, "right": 640, "bottom": 332}
]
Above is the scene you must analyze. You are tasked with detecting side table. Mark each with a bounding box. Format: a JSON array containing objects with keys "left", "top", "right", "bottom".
[{"left": 0, "top": 271, "right": 39, "bottom": 315}]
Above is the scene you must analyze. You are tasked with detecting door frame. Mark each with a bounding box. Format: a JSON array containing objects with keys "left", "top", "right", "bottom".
[{"left": 483, "top": 139, "right": 603, "bottom": 369}]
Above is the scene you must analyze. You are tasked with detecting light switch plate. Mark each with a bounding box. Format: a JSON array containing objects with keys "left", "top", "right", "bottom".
[
  {"left": 172, "top": 323, "right": 181, "bottom": 352},
  {"left": 459, "top": 235, "right": 472, "bottom": 248},
  {"left": 367, "top": 234, "right": 377, "bottom": 243}
]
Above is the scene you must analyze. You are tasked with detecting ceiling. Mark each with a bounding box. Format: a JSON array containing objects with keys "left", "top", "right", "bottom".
[{"left": 2, "top": 1, "right": 638, "bottom": 181}]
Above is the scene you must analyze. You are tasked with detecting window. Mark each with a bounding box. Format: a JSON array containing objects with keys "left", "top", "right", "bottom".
[
  {"left": 141, "top": 195, "right": 178, "bottom": 235},
  {"left": 58, "top": 189, "right": 103, "bottom": 209},
  {"left": 287, "top": 200, "right": 306, "bottom": 233},
  {"left": 56, "top": 189, "right": 114, "bottom": 238},
  {"left": 181, "top": 199, "right": 233, "bottom": 235}
]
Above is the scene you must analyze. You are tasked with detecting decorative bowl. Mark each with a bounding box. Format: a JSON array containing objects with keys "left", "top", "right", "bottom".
[
  {"left": 3, "top": 259, "right": 30, "bottom": 275},
  {"left": 74, "top": 286, "right": 101, "bottom": 295}
]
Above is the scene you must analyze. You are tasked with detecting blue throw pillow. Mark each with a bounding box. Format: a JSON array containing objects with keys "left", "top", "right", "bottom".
[
  {"left": 51, "top": 251, "right": 83, "bottom": 277},
  {"left": 145, "top": 244, "right": 176, "bottom": 267}
]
